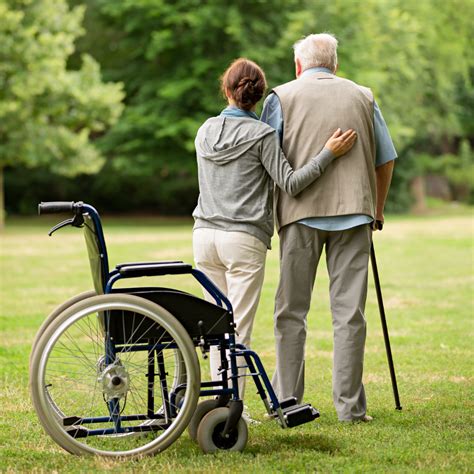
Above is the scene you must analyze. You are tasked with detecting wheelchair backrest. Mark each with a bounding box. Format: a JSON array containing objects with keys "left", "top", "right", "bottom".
[{"left": 83, "top": 213, "right": 108, "bottom": 294}]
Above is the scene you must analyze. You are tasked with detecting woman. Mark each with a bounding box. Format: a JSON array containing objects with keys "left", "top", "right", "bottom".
[{"left": 192, "top": 58, "right": 356, "bottom": 401}]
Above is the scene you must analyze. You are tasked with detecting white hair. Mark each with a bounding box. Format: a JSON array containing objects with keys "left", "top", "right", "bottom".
[{"left": 293, "top": 33, "right": 338, "bottom": 72}]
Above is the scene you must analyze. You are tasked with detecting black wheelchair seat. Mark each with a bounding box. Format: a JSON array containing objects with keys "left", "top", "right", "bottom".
[{"left": 111, "top": 287, "right": 234, "bottom": 343}]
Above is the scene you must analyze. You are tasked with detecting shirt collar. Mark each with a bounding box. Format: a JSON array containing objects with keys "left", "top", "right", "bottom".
[
  {"left": 220, "top": 105, "right": 259, "bottom": 120},
  {"left": 300, "top": 67, "right": 334, "bottom": 78}
]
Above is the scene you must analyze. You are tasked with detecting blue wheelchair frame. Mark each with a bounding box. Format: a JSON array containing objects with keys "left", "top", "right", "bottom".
[
  {"left": 75, "top": 203, "right": 285, "bottom": 434},
  {"left": 39, "top": 201, "right": 320, "bottom": 440}
]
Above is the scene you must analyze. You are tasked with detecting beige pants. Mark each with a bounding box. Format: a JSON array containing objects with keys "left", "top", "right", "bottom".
[
  {"left": 273, "top": 223, "right": 371, "bottom": 421},
  {"left": 193, "top": 228, "right": 267, "bottom": 399}
]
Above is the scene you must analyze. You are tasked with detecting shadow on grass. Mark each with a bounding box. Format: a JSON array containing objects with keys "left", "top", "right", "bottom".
[{"left": 245, "top": 431, "right": 340, "bottom": 455}]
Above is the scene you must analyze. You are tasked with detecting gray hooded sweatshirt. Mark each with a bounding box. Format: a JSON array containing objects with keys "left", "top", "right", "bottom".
[{"left": 192, "top": 115, "right": 335, "bottom": 248}]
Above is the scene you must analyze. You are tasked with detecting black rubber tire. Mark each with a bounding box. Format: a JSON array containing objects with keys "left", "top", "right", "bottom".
[
  {"left": 187, "top": 399, "right": 219, "bottom": 441},
  {"left": 197, "top": 407, "right": 248, "bottom": 453}
]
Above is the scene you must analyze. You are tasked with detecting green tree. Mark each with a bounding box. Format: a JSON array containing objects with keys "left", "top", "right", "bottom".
[
  {"left": 65, "top": 0, "right": 300, "bottom": 213},
  {"left": 77, "top": 0, "right": 473, "bottom": 213},
  {"left": 5, "top": 0, "right": 473, "bottom": 215},
  {"left": 0, "top": 0, "right": 124, "bottom": 227}
]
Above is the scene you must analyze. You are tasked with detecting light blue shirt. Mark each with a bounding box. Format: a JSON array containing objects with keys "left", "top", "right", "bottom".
[
  {"left": 221, "top": 105, "right": 259, "bottom": 120},
  {"left": 261, "top": 67, "right": 398, "bottom": 231}
]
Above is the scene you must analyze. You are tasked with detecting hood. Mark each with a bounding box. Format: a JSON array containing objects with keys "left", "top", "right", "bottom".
[{"left": 195, "top": 116, "right": 274, "bottom": 165}]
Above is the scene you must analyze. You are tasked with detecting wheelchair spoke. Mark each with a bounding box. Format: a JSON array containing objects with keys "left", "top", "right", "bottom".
[
  {"left": 58, "top": 334, "right": 98, "bottom": 372},
  {"left": 73, "top": 317, "right": 102, "bottom": 361},
  {"left": 119, "top": 310, "right": 148, "bottom": 349},
  {"left": 127, "top": 379, "right": 148, "bottom": 411},
  {"left": 86, "top": 377, "right": 100, "bottom": 417},
  {"left": 32, "top": 294, "right": 198, "bottom": 457},
  {"left": 52, "top": 341, "right": 97, "bottom": 363}
]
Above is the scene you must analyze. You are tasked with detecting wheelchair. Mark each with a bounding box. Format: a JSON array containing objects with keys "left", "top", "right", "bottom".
[{"left": 29, "top": 201, "right": 320, "bottom": 458}]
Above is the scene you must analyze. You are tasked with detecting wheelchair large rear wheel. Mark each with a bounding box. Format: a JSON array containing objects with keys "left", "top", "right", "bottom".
[
  {"left": 30, "top": 294, "right": 200, "bottom": 458},
  {"left": 30, "top": 291, "right": 187, "bottom": 424}
]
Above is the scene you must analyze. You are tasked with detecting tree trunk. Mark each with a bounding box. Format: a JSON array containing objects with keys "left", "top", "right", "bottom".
[
  {"left": 410, "top": 175, "right": 427, "bottom": 214},
  {"left": 0, "top": 166, "right": 4, "bottom": 231}
]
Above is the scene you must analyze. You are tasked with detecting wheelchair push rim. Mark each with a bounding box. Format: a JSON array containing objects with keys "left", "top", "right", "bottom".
[{"left": 30, "top": 294, "right": 200, "bottom": 458}]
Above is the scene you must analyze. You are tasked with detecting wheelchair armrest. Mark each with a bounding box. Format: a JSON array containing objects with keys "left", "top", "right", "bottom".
[
  {"left": 115, "top": 260, "right": 183, "bottom": 270},
  {"left": 118, "top": 262, "right": 193, "bottom": 277}
]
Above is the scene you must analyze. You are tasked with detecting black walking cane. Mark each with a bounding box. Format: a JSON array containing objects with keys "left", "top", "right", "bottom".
[{"left": 371, "top": 221, "right": 402, "bottom": 410}]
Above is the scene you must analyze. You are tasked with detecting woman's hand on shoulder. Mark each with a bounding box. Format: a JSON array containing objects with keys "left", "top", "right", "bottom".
[{"left": 324, "top": 128, "right": 357, "bottom": 158}]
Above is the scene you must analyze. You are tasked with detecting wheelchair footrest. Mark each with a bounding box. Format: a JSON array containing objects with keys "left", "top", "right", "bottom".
[
  {"left": 283, "top": 403, "right": 320, "bottom": 428},
  {"left": 279, "top": 396, "right": 298, "bottom": 410}
]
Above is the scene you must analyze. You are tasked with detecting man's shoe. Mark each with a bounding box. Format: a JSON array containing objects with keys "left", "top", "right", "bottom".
[
  {"left": 341, "top": 414, "right": 373, "bottom": 423},
  {"left": 354, "top": 415, "right": 373, "bottom": 423}
]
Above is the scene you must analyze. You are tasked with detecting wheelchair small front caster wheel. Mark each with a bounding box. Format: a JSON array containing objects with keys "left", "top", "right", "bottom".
[
  {"left": 187, "top": 399, "right": 219, "bottom": 441},
  {"left": 197, "top": 407, "right": 248, "bottom": 453}
]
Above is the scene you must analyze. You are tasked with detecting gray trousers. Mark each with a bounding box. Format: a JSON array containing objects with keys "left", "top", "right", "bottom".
[{"left": 272, "top": 222, "right": 371, "bottom": 421}]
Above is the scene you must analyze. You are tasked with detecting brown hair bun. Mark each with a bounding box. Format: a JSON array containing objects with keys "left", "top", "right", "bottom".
[{"left": 221, "top": 58, "right": 267, "bottom": 111}]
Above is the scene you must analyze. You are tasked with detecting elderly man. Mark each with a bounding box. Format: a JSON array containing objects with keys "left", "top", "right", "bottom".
[{"left": 261, "top": 33, "right": 397, "bottom": 422}]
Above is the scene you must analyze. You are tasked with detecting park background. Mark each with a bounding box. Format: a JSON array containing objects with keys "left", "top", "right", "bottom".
[
  {"left": 1, "top": 0, "right": 474, "bottom": 220},
  {"left": 0, "top": 0, "right": 473, "bottom": 472}
]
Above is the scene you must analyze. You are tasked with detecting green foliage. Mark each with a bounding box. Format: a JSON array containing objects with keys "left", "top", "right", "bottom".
[
  {"left": 0, "top": 0, "right": 124, "bottom": 175},
  {"left": 79, "top": 0, "right": 474, "bottom": 212},
  {"left": 4, "top": 0, "right": 474, "bottom": 214},
  {"left": 81, "top": 0, "right": 300, "bottom": 178}
]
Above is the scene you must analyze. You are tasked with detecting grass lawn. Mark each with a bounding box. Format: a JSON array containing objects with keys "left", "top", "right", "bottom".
[{"left": 1, "top": 208, "right": 473, "bottom": 472}]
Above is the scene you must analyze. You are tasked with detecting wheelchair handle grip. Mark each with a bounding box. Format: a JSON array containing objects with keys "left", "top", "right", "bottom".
[{"left": 38, "top": 201, "right": 76, "bottom": 215}]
